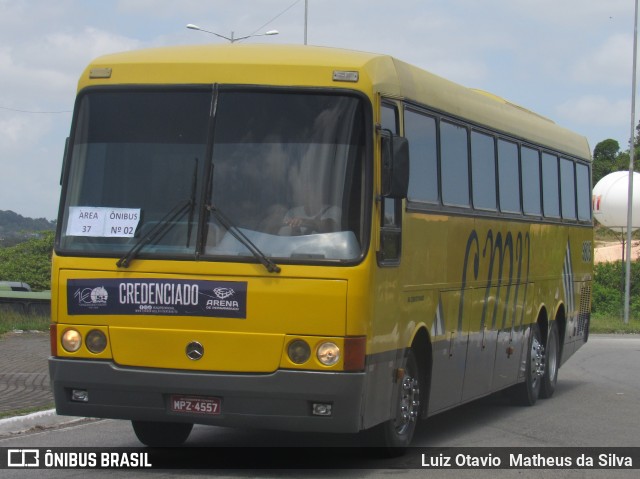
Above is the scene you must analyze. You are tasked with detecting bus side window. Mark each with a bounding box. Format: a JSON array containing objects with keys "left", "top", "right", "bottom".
[
  {"left": 378, "top": 102, "right": 402, "bottom": 265},
  {"left": 560, "top": 158, "right": 577, "bottom": 220},
  {"left": 497, "top": 139, "right": 521, "bottom": 213},
  {"left": 440, "top": 121, "right": 470, "bottom": 207},
  {"left": 576, "top": 162, "right": 591, "bottom": 221},
  {"left": 522, "top": 146, "right": 542, "bottom": 216},
  {"left": 542, "top": 153, "right": 561, "bottom": 218},
  {"left": 405, "top": 109, "right": 438, "bottom": 204},
  {"left": 471, "top": 131, "right": 497, "bottom": 211}
]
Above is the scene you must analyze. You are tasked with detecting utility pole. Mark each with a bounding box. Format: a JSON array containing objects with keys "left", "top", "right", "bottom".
[
  {"left": 624, "top": 0, "right": 639, "bottom": 325},
  {"left": 304, "top": 0, "right": 308, "bottom": 45}
]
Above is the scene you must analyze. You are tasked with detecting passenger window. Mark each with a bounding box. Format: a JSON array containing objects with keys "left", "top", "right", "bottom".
[
  {"left": 576, "top": 163, "right": 591, "bottom": 221},
  {"left": 542, "top": 153, "right": 560, "bottom": 218},
  {"left": 560, "top": 158, "right": 577, "bottom": 220},
  {"left": 471, "top": 131, "right": 497, "bottom": 210},
  {"left": 497, "top": 139, "right": 520, "bottom": 213},
  {"left": 441, "top": 121, "right": 469, "bottom": 207},
  {"left": 405, "top": 109, "right": 438, "bottom": 203},
  {"left": 521, "top": 146, "right": 541, "bottom": 215}
]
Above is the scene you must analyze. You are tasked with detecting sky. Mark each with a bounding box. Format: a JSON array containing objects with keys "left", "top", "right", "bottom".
[{"left": 0, "top": 0, "right": 637, "bottom": 220}]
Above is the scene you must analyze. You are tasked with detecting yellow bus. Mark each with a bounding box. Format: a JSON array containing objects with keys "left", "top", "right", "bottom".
[{"left": 49, "top": 44, "right": 592, "bottom": 448}]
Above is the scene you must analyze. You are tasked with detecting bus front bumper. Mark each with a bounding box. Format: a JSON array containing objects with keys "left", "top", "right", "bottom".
[{"left": 48, "top": 358, "right": 366, "bottom": 434}]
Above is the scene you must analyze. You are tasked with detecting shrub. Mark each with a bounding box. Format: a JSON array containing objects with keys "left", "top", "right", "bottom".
[
  {"left": 0, "top": 231, "right": 54, "bottom": 291},
  {"left": 592, "top": 260, "right": 640, "bottom": 319}
]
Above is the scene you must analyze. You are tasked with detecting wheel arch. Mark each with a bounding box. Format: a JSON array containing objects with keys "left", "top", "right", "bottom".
[
  {"left": 536, "top": 305, "right": 549, "bottom": 346},
  {"left": 553, "top": 303, "right": 567, "bottom": 364}
]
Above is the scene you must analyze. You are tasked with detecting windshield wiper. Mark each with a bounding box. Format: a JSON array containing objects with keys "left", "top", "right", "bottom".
[
  {"left": 116, "top": 199, "right": 192, "bottom": 268},
  {"left": 185, "top": 158, "right": 199, "bottom": 248},
  {"left": 207, "top": 204, "right": 281, "bottom": 274}
]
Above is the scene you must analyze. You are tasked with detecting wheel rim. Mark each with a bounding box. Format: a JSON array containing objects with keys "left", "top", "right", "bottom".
[
  {"left": 530, "top": 335, "right": 545, "bottom": 388},
  {"left": 395, "top": 373, "right": 420, "bottom": 436}
]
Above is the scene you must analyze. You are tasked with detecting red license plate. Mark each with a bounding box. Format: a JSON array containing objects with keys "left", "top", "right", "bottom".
[{"left": 170, "top": 395, "right": 221, "bottom": 415}]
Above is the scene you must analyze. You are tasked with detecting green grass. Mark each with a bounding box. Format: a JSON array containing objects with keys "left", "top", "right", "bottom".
[
  {"left": 0, "top": 310, "right": 50, "bottom": 336},
  {"left": 0, "top": 404, "right": 55, "bottom": 420},
  {"left": 589, "top": 314, "right": 640, "bottom": 334}
]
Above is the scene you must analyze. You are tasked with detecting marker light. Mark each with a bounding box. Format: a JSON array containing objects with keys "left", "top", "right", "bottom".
[
  {"left": 288, "top": 339, "right": 311, "bottom": 364},
  {"left": 317, "top": 342, "right": 340, "bottom": 366},
  {"left": 333, "top": 70, "right": 359, "bottom": 83},
  {"left": 61, "top": 329, "right": 82, "bottom": 352},
  {"left": 49, "top": 324, "right": 58, "bottom": 356},
  {"left": 86, "top": 329, "right": 107, "bottom": 354},
  {"left": 344, "top": 336, "right": 366, "bottom": 371}
]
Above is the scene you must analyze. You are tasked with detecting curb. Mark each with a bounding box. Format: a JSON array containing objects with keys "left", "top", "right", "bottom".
[{"left": 0, "top": 409, "right": 94, "bottom": 437}]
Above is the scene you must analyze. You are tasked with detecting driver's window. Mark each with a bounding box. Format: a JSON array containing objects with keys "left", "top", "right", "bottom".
[{"left": 378, "top": 102, "right": 402, "bottom": 265}]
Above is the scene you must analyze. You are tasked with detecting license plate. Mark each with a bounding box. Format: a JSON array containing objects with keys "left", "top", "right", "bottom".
[{"left": 170, "top": 395, "right": 221, "bottom": 415}]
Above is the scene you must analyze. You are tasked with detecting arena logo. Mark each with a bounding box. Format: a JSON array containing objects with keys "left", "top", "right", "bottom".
[
  {"left": 207, "top": 287, "right": 240, "bottom": 310},
  {"left": 213, "top": 287, "right": 235, "bottom": 300}
]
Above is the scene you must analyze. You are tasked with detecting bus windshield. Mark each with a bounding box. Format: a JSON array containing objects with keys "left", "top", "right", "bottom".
[{"left": 59, "top": 88, "right": 370, "bottom": 264}]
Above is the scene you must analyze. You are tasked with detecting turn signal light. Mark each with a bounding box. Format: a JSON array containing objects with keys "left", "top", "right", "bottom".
[{"left": 344, "top": 336, "right": 366, "bottom": 371}]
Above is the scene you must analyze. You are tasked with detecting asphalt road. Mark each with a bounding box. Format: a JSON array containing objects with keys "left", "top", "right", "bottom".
[{"left": 1, "top": 334, "right": 639, "bottom": 478}]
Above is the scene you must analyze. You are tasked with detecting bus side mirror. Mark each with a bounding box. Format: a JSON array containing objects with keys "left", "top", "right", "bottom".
[{"left": 381, "top": 132, "right": 409, "bottom": 199}]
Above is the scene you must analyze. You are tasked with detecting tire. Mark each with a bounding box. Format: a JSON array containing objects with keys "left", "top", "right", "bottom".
[
  {"left": 511, "top": 323, "right": 544, "bottom": 406},
  {"left": 368, "top": 348, "right": 422, "bottom": 452},
  {"left": 131, "top": 420, "right": 193, "bottom": 447},
  {"left": 540, "top": 322, "right": 559, "bottom": 399}
]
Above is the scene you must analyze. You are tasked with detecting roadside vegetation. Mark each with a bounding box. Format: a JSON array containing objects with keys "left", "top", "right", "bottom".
[
  {"left": 0, "top": 231, "right": 54, "bottom": 291},
  {"left": 0, "top": 310, "right": 50, "bottom": 336},
  {"left": 591, "top": 261, "right": 640, "bottom": 333}
]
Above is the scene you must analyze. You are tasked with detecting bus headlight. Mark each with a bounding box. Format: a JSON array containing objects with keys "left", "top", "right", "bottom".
[
  {"left": 61, "top": 329, "right": 82, "bottom": 352},
  {"left": 317, "top": 342, "right": 340, "bottom": 366},
  {"left": 288, "top": 339, "right": 311, "bottom": 364},
  {"left": 86, "top": 329, "right": 107, "bottom": 354}
]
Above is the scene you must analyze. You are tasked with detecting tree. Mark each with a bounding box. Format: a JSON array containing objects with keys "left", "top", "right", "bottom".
[
  {"left": 592, "top": 139, "right": 621, "bottom": 185},
  {"left": 0, "top": 231, "right": 54, "bottom": 291},
  {"left": 592, "top": 117, "right": 640, "bottom": 186}
]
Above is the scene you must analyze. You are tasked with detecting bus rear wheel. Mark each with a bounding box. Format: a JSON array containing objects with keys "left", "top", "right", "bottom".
[
  {"left": 540, "top": 322, "right": 559, "bottom": 399},
  {"left": 511, "top": 324, "right": 544, "bottom": 406},
  {"left": 131, "top": 420, "right": 193, "bottom": 447}
]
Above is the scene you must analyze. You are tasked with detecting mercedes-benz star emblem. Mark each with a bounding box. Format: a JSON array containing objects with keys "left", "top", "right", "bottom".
[{"left": 185, "top": 341, "right": 204, "bottom": 361}]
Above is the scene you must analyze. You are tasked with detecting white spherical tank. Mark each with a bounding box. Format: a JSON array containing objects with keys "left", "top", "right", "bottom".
[{"left": 592, "top": 171, "right": 640, "bottom": 231}]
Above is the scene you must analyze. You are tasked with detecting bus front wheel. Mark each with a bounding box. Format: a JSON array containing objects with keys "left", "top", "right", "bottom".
[
  {"left": 131, "top": 420, "right": 193, "bottom": 447},
  {"left": 369, "top": 348, "right": 422, "bottom": 451}
]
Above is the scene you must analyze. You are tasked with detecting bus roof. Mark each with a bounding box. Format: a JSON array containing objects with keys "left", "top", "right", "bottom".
[{"left": 80, "top": 44, "right": 591, "bottom": 160}]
